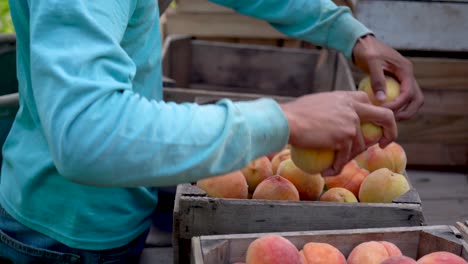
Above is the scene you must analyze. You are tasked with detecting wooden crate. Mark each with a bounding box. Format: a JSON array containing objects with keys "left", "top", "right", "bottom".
[
  {"left": 349, "top": 57, "right": 468, "bottom": 167},
  {"left": 192, "top": 225, "right": 468, "bottom": 263},
  {"left": 162, "top": 35, "right": 355, "bottom": 100},
  {"left": 173, "top": 180, "right": 425, "bottom": 263}
]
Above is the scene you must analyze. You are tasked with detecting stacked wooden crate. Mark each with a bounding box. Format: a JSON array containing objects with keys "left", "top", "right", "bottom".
[
  {"left": 354, "top": 0, "right": 468, "bottom": 168},
  {"left": 161, "top": 0, "right": 356, "bottom": 47}
]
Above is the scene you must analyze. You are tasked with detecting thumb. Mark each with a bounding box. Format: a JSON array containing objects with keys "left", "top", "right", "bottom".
[{"left": 368, "top": 62, "right": 387, "bottom": 103}]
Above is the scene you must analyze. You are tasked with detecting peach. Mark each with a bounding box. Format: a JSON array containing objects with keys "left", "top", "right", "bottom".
[
  {"left": 417, "top": 251, "right": 467, "bottom": 264},
  {"left": 361, "top": 122, "right": 383, "bottom": 146},
  {"left": 271, "top": 148, "right": 291, "bottom": 174},
  {"left": 381, "top": 256, "right": 417, "bottom": 264},
  {"left": 242, "top": 156, "right": 274, "bottom": 193},
  {"left": 196, "top": 170, "right": 248, "bottom": 199},
  {"left": 354, "top": 151, "right": 368, "bottom": 170},
  {"left": 324, "top": 160, "right": 369, "bottom": 197},
  {"left": 358, "top": 75, "right": 401, "bottom": 106},
  {"left": 320, "top": 187, "right": 358, "bottom": 203},
  {"left": 252, "top": 175, "right": 300, "bottom": 201},
  {"left": 347, "top": 241, "right": 402, "bottom": 264},
  {"left": 301, "top": 242, "right": 347, "bottom": 264},
  {"left": 361, "top": 143, "right": 407, "bottom": 174},
  {"left": 246, "top": 235, "right": 303, "bottom": 264},
  {"left": 290, "top": 146, "right": 335, "bottom": 174},
  {"left": 359, "top": 168, "right": 410, "bottom": 203},
  {"left": 277, "top": 159, "right": 324, "bottom": 201}
]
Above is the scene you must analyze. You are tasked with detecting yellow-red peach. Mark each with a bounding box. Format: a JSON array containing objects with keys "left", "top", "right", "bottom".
[
  {"left": 320, "top": 187, "right": 358, "bottom": 203},
  {"left": 361, "top": 122, "right": 383, "bottom": 146},
  {"left": 365, "top": 143, "right": 407, "bottom": 174},
  {"left": 277, "top": 159, "right": 324, "bottom": 201},
  {"left": 242, "top": 156, "right": 274, "bottom": 193},
  {"left": 324, "top": 160, "right": 369, "bottom": 197},
  {"left": 417, "top": 251, "right": 467, "bottom": 264},
  {"left": 196, "top": 171, "right": 248, "bottom": 199},
  {"left": 358, "top": 75, "right": 401, "bottom": 106},
  {"left": 252, "top": 175, "right": 300, "bottom": 201},
  {"left": 271, "top": 148, "right": 291, "bottom": 174},
  {"left": 290, "top": 146, "right": 335, "bottom": 174},
  {"left": 359, "top": 168, "right": 410, "bottom": 203},
  {"left": 301, "top": 242, "right": 347, "bottom": 264},
  {"left": 347, "top": 241, "right": 402, "bottom": 264},
  {"left": 246, "top": 235, "right": 303, "bottom": 264}
]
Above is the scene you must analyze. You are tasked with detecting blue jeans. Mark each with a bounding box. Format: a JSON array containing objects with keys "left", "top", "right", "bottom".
[{"left": 0, "top": 205, "right": 149, "bottom": 264}]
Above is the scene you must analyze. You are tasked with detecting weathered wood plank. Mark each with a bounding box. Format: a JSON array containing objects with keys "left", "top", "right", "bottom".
[
  {"left": 399, "top": 143, "right": 468, "bottom": 167},
  {"left": 189, "top": 41, "right": 323, "bottom": 96},
  {"left": 410, "top": 57, "right": 468, "bottom": 90},
  {"left": 356, "top": 0, "right": 468, "bottom": 52},
  {"left": 177, "top": 196, "right": 423, "bottom": 240},
  {"left": 397, "top": 115, "right": 468, "bottom": 144},
  {"left": 164, "top": 10, "right": 286, "bottom": 39},
  {"left": 163, "top": 87, "right": 294, "bottom": 104}
]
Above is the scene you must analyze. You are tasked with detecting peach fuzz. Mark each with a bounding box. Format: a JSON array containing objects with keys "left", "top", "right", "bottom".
[
  {"left": 241, "top": 156, "right": 273, "bottom": 193},
  {"left": 252, "top": 175, "right": 300, "bottom": 201},
  {"left": 246, "top": 235, "right": 303, "bottom": 264},
  {"left": 196, "top": 170, "right": 248, "bottom": 199},
  {"left": 347, "top": 241, "right": 402, "bottom": 264},
  {"left": 290, "top": 146, "right": 335, "bottom": 174},
  {"left": 417, "top": 251, "right": 467, "bottom": 264},
  {"left": 324, "top": 160, "right": 369, "bottom": 197},
  {"left": 320, "top": 187, "right": 358, "bottom": 203},
  {"left": 301, "top": 242, "right": 346, "bottom": 264},
  {"left": 359, "top": 168, "right": 410, "bottom": 203},
  {"left": 277, "top": 159, "right": 324, "bottom": 201}
]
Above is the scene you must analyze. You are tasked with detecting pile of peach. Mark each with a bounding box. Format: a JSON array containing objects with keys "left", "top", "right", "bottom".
[
  {"left": 235, "top": 234, "right": 467, "bottom": 264},
  {"left": 196, "top": 142, "right": 410, "bottom": 203},
  {"left": 196, "top": 76, "right": 412, "bottom": 204}
]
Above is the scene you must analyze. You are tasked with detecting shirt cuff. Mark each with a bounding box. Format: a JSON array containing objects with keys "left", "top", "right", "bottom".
[
  {"left": 234, "top": 98, "right": 290, "bottom": 158},
  {"left": 328, "top": 12, "right": 373, "bottom": 58}
]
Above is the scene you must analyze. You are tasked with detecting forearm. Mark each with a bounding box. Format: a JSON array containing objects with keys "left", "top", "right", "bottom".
[{"left": 210, "top": 0, "right": 371, "bottom": 57}]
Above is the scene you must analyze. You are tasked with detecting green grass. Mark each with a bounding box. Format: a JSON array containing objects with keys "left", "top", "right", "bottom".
[{"left": 0, "top": 0, "right": 14, "bottom": 33}]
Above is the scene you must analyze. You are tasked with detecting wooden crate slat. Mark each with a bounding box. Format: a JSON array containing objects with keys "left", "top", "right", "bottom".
[
  {"left": 398, "top": 143, "right": 468, "bottom": 167},
  {"left": 355, "top": 0, "right": 468, "bottom": 52},
  {"left": 397, "top": 115, "right": 468, "bottom": 144},
  {"left": 164, "top": 11, "right": 287, "bottom": 39}
]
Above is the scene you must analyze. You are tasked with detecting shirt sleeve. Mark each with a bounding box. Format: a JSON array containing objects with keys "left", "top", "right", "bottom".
[
  {"left": 29, "top": 0, "right": 289, "bottom": 187},
  {"left": 210, "top": 0, "right": 372, "bottom": 57}
]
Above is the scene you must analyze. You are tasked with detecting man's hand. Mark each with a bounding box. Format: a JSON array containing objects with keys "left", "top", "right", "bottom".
[
  {"left": 353, "top": 35, "right": 424, "bottom": 121},
  {"left": 280, "top": 91, "right": 397, "bottom": 176}
]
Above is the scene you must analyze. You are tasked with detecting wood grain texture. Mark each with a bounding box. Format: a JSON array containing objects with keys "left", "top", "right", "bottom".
[
  {"left": 162, "top": 38, "right": 354, "bottom": 97},
  {"left": 192, "top": 226, "right": 467, "bottom": 264},
  {"left": 356, "top": 0, "right": 468, "bottom": 52},
  {"left": 398, "top": 143, "right": 468, "bottom": 167},
  {"left": 164, "top": 10, "right": 286, "bottom": 39},
  {"left": 397, "top": 115, "right": 468, "bottom": 144}
]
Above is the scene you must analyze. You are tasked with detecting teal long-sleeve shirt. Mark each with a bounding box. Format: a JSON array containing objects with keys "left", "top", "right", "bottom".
[{"left": 0, "top": 0, "right": 370, "bottom": 250}]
